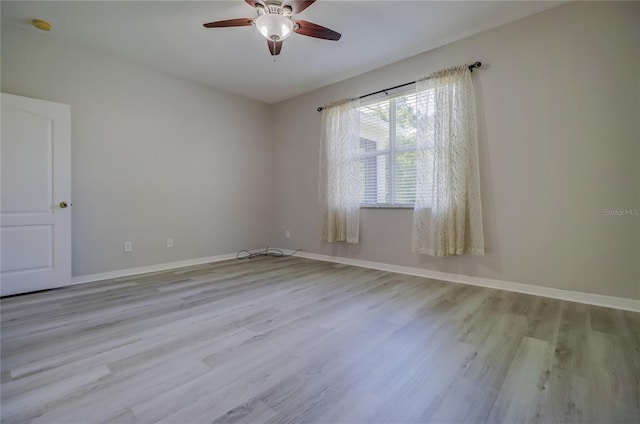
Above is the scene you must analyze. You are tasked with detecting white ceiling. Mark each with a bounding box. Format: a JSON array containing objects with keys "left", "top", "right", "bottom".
[{"left": 2, "top": 1, "right": 563, "bottom": 104}]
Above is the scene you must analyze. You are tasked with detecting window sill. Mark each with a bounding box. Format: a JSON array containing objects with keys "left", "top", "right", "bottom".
[{"left": 360, "top": 204, "right": 414, "bottom": 209}]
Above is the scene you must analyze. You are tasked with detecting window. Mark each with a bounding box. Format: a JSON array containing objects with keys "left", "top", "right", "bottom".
[{"left": 358, "top": 91, "right": 417, "bottom": 207}]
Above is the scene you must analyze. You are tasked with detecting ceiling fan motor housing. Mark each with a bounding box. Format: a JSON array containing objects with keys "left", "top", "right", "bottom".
[{"left": 262, "top": 1, "right": 292, "bottom": 16}]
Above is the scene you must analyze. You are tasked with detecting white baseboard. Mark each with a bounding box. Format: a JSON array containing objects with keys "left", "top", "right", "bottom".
[
  {"left": 71, "top": 253, "right": 237, "bottom": 285},
  {"left": 70, "top": 248, "right": 639, "bottom": 313},
  {"left": 281, "top": 249, "right": 640, "bottom": 313}
]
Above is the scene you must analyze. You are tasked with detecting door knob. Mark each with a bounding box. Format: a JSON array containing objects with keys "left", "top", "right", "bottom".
[{"left": 59, "top": 201, "right": 69, "bottom": 208}]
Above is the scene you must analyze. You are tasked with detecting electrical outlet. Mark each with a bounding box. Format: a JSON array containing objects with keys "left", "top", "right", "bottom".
[
  {"left": 124, "top": 241, "right": 133, "bottom": 253},
  {"left": 285, "top": 230, "right": 290, "bottom": 238},
  {"left": 167, "top": 238, "right": 174, "bottom": 248}
]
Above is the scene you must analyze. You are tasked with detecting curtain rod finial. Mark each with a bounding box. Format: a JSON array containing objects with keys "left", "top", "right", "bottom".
[{"left": 317, "top": 107, "right": 324, "bottom": 112}]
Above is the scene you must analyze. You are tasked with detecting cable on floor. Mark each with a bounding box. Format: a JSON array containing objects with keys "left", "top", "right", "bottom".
[{"left": 236, "top": 246, "right": 302, "bottom": 260}]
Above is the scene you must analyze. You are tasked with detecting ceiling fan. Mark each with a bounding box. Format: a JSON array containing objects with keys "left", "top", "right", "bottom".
[{"left": 203, "top": 0, "right": 341, "bottom": 56}]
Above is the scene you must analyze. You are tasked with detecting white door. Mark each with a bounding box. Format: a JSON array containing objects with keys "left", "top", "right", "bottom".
[{"left": 1, "top": 93, "right": 71, "bottom": 296}]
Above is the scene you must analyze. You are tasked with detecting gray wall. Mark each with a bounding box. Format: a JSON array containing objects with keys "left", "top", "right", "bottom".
[
  {"left": 2, "top": 28, "right": 274, "bottom": 277},
  {"left": 271, "top": 1, "right": 640, "bottom": 299}
]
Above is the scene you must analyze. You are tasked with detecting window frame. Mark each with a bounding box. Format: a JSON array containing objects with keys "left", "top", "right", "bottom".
[{"left": 358, "top": 90, "right": 417, "bottom": 209}]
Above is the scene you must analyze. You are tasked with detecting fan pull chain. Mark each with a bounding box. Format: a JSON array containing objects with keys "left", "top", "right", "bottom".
[{"left": 273, "top": 40, "right": 277, "bottom": 64}]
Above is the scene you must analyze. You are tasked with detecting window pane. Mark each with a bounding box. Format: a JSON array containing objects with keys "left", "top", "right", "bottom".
[
  {"left": 358, "top": 91, "right": 417, "bottom": 206},
  {"left": 360, "top": 155, "right": 390, "bottom": 204},
  {"left": 395, "top": 93, "right": 417, "bottom": 149},
  {"left": 360, "top": 102, "right": 390, "bottom": 153},
  {"left": 395, "top": 150, "right": 416, "bottom": 204}
]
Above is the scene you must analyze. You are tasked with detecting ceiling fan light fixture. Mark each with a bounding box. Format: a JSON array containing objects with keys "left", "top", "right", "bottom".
[{"left": 255, "top": 14, "right": 293, "bottom": 41}]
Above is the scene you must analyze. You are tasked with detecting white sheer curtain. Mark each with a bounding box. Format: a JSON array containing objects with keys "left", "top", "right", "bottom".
[
  {"left": 412, "top": 65, "right": 485, "bottom": 256},
  {"left": 319, "top": 98, "right": 361, "bottom": 243}
]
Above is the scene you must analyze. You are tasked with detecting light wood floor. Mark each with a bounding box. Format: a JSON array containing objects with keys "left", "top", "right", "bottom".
[{"left": 1, "top": 257, "right": 638, "bottom": 424}]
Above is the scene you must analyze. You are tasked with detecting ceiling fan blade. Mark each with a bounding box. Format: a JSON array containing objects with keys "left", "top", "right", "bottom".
[
  {"left": 244, "top": 0, "right": 265, "bottom": 8},
  {"left": 287, "top": 1, "right": 316, "bottom": 14},
  {"left": 294, "top": 20, "right": 341, "bottom": 41},
  {"left": 203, "top": 18, "right": 254, "bottom": 28},
  {"left": 268, "top": 40, "right": 283, "bottom": 56}
]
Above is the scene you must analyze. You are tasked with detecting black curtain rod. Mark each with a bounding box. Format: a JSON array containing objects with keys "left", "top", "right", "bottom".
[{"left": 317, "top": 61, "right": 482, "bottom": 112}]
